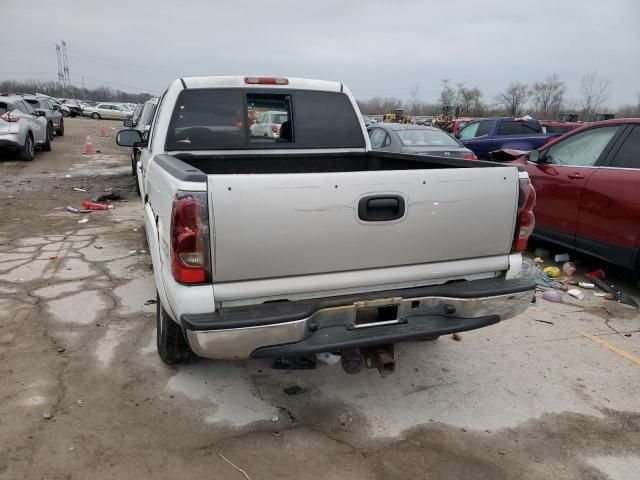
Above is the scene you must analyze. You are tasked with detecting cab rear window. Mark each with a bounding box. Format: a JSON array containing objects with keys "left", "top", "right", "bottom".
[{"left": 165, "top": 88, "right": 365, "bottom": 151}]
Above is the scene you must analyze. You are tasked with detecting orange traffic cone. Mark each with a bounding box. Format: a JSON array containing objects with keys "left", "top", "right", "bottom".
[
  {"left": 99, "top": 127, "right": 108, "bottom": 137},
  {"left": 84, "top": 135, "right": 95, "bottom": 155}
]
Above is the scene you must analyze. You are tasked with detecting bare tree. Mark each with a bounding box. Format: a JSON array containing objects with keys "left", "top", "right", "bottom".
[
  {"left": 579, "top": 71, "right": 610, "bottom": 120},
  {"left": 439, "top": 79, "right": 458, "bottom": 107},
  {"left": 458, "top": 86, "right": 484, "bottom": 115},
  {"left": 497, "top": 82, "right": 531, "bottom": 116},
  {"left": 532, "top": 74, "right": 566, "bottom": 117}
]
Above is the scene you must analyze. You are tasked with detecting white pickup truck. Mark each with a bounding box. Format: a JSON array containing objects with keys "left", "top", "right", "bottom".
[{"left": 117, "top": 76, "right": 536, "bottom": 375}]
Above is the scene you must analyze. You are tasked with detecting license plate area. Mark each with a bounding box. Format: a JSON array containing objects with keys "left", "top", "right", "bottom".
[{"left": 349, "top": 297, "right": 402, "bottom": 329}]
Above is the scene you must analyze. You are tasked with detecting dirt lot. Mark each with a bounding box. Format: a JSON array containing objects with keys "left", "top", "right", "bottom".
[{"left": 0, "top": 118, "right": 639, "bottom": 480}]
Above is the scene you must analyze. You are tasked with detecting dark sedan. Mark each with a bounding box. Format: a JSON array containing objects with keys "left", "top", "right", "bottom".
[{"left": 369, "top": 123, "right": 477, "bottom": 159}]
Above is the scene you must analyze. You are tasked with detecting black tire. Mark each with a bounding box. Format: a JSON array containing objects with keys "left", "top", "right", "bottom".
[
  {"left": 42, "top": 126, "right": 52, "bottom": 152},
  {"left": 19, "top": 134, "right": 34, "bottom": 161},
  {"left": 61, "top": 110, "right": 70, "bottom": 118},
  {"left": 157, "top": 293, "right": 197, "bottom": 364},
  {"left": 56, "top": 119, "right": 64, "bottom": 136},
  {"left": 91, "top": 112, "right": 100, "bottom": 120},
  {"left": 131, "top": 151, "right": 138, "bottom": 176}
]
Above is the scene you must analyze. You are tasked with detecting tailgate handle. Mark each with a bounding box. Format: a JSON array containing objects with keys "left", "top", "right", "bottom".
[{"left": 358, "top": 195, "right": 405, "bottom": 222}]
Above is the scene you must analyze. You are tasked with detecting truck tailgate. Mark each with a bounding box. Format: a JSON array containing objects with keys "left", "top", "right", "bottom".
[{"left": 207, "top": 167, "right": 519, "bottom": 283}]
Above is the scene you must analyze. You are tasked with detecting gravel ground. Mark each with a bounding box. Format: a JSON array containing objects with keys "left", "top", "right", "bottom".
[{"left": 0, "top": 118, "right": 639, "bottom": 480}]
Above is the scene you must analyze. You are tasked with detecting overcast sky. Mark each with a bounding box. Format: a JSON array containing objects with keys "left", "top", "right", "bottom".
[{"left": 2, "top": 0, "right": 639, "bottom": 107}]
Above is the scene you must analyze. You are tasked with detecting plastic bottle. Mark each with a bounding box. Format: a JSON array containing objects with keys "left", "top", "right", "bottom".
[{"left": 82, "top": 201, "right": 113, "bottom": 210}]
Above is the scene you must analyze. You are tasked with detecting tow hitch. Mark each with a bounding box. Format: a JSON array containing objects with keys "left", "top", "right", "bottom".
[{"left": 340, "top": 345, "right": 395, "bottom": 377}]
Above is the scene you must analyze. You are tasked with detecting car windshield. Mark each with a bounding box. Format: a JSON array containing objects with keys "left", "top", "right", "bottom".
[{"left": 396, "top": 128, "right": 460, "bottom": 147}]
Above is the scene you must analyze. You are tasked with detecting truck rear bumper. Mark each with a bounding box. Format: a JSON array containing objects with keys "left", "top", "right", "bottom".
[{"left": 182, "top": 277, "right": 535, "bottom": 360}]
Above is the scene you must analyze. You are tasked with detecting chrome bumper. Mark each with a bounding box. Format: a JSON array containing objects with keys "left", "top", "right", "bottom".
[{"left": 185, "top": 290, "right": 533, "bottom": 360}]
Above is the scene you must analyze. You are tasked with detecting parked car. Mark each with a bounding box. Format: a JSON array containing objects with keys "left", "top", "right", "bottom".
[
  {"left": 0, "top": 95, "right": 50, "bottom": 159},
  {"left": 83, "top": 103, "right": 133, "bottom": 120},
  {"left": 22, "top": 95, "right": 64, "bottom": 138},
  {"left": 541, "top": 121, "right": 584, "bottom": 136},
  {"left": 123, "top": 97, "right": 158, "bottom": 179},
  {"left": 58, "top": 99, "right": 82, "bottom": 117},
  {"left": 249, "top": 110, "right": 288, "bottom": 138},
  {"left": 457, "top": 117, "right": 558, "bottom": 159},
  {"left": 116, "top": 75, "right": 535, "bottom": 370},
  {"left": 369, "top": 123, "right": 477, "bottom": 159},
  {"left": 501, "top": 119, "right": 640, "bottom": 277}
]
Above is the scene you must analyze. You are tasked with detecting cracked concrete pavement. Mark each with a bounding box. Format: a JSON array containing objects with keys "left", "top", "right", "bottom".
[{"left": 0, "top": 118, "right": 639, "bottom": 480}]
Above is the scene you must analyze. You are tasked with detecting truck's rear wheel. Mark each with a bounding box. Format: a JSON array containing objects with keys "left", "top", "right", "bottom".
[{"left": 156, "top": 293, "right": 197, "bottom": 364}]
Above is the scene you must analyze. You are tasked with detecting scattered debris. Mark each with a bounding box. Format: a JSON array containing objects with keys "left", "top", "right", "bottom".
[
  {"left": 57, "top": 348, "right": 66, "bottom": 353},
  {"left": 73, "top": 187, "right": 87, "bottom": 192},
  {"left": 562, "top": 262, "right": 576, "bottom": 277},
  {"left": 271, "top": 432, "right": 281, "bottom": 438},
  {"left": 42, "top": 412, "right": 52, "bottom": 420},
  {"left": 218, "top": 452, "right": 252, "bottom": 480},
  {"left": 535, "top": 319, "right": 554, "bottom": 325},
  {"left": 82, "top": 201, "right": 113, "bottom": 210},
  {"left": 48, "top": 256, "right": 57, "bottom": 260},
  {"left": 315, "top": 352, "right": 340, "bottom": 365},
  {"left": 586, "top": 269, "right": 605, "bottom": 280},
  {"left": 93, "top": 192, "right": 122, "bottom": 202},
  {"left": 452, "top": 332, "right": 463, "bottom": 341},
  {"left": 578, "top": 282, "right": 595, "bottom": 289},
  {"left": 624, "top": 333, "right": 632, "bottom": 337},
  {"left": 590, "top": 277, "right": 638, "bottom": 307},
  {"left": 93, "top": 245, "right": 103, "bottom": 249},
  {"left": 568, "top": 289, "right": 585, "bottom": 300},
  {"left": 272, "top": 356, "right": 317, "bottom": 370},
  {"left": 78, "top": 218, "right": 89, "bottom": 224},
  {"left": 604, "top": 293, "right": 616, "bottom": 301},
  {"left": 271, "top": 415, "right": 279, "bottom": 422},
  {"left": 283, "top": 385, "right": 305, "bottom": 396},
  {"left": 543, "top": 266, "right": 560, "bottom": 278},
  {"left": 554, "top": 253, "right": 570, "bottom": 263},
  {"left": 542, "top": 291, "right": 563, "bottom": 303},
  {"left": 144, "top": 299, "right": 157, "bottom": 306},
  {"left": 594, "top": 291, "right": 607, "bottom": 297}
]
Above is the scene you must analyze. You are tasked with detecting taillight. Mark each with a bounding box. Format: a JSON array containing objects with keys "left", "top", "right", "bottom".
[
  {"left": 0, "top": 112, "right": 19, "bottom": 122},
  {"left": 244, "top": 77, "right": 289, "bottom": 85},
  {"left": 463, "top": 153, "right": 478, "bottom": 160},
  {"left": 170, "top": 192, "right": 210, "bottom": 284},
  {"left": 513, "top": 179, "right": 536, "bottom": 252},
  {"left": 271, "top": 125, "right": 278, "bottom": 134}
]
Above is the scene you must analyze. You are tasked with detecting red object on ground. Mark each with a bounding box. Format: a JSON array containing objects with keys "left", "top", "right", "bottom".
[
  {"left": 586, "top": 269, "right": 605, "bottom": 280},
  {"left": 82, "top": 201, "right": 112, "bottom": 210}
]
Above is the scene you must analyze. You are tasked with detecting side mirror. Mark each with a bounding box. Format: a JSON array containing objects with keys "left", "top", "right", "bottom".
[
  {"left": 116, "top": 129, "right": 146, "bottom": 147},
  {"left": 52, "top": 105, "right": 60, "bottom": 111},
  {"left": 123, "top": 118, "right": 133, "bottom": 128},
  {"left": 37, "top": 111, "right": 47, "bottom": 117},
  {"left": 528, "top": 150, "right": 542, "bottom": 163}
]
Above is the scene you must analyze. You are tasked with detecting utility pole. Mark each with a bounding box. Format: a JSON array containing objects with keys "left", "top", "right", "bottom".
[{"left": 61, "top": 41, "right": 70, "bottom": 84}]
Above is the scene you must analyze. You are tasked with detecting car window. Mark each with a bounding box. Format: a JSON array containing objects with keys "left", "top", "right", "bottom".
[
  {"left": 458, "top": 122, "right": 479, "bottom": 139},
  {"left": 382, "top": 133, "right": 391, "bottom": 147},
  {"left": 21, "top": 101, "right": 37, "bottom": 115},
  {"left": 25, "top": 99, "right": 40, "bottom": 108},
  {"left": 611, "top": 126, "right": 640, "bottom": 169},
  {"left": 396, "top": 128, "right": 460, "bottom": 147},
  {"left": 545, "top": 126, "right": 621, "bottom": 167},
  {"left": 0, "top": 102, "right": 9, "bottom": 114},
  {"left": 497, "top": 121, "right": 541, "bottom": 135},
  {"left": 369, "top": 129, "right": 386, "bottom": 148}
]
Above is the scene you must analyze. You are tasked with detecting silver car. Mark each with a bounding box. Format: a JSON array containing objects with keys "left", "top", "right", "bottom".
[
  {"left": 0, "top": 95, "right": 49, "bottom": 160},
  {"left": 123, "top": 97, "right": 158, "bottom": 178},
  {"left": 369, "top": 123, "right": 476, "bottom": 159},
  {"left": 83, "top": 103, "right": 133, "bottom": 120},
  {"left": 23, "top": 95, "right": 64, "bottom": 138}
]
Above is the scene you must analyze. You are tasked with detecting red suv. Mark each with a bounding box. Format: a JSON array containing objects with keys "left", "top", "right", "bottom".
[{"left": 508, "top": 119, "right": 640, "bottom": 276}]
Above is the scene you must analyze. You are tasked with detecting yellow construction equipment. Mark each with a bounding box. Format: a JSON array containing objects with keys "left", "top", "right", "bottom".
[
  {"left": 383, "top": 108, "right": 412, "bottom": 124},
  {"left": 433, "top": 105, "right": 461, "bottom": 129}
]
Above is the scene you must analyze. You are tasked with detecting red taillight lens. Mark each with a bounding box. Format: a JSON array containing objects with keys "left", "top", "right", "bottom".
[
  {"left": 244, "top": 77, "right": 289, "bottom": 85},
  {"left": 170, "top": 192, "right": 210, "bottom": 284},
  {"left": 463, "top": 153, "right": 478, "bottom": 160},
  {"left": 0, "top": 112, "right": 19, "bottom": 122},
  {"left": 514, "top": 180, "right": 536, "bottom": 252},
  {"left": 271, "top": 125, "right": 278, "bottom": 134}
]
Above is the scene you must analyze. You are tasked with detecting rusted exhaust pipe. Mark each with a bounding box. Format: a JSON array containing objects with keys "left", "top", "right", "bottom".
[{"left": 341, "top": 349, "right": 365, "bottom": 375}]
